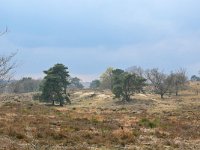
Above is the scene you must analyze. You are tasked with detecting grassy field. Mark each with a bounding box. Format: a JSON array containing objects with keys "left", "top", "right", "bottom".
[{"left": 0, "top": 88, "right": 199, "bottom": 150}]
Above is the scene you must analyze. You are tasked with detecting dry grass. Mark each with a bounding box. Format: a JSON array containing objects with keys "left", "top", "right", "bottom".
[{"left": 0, "top": 87, "right": 199, "bottom": 149}]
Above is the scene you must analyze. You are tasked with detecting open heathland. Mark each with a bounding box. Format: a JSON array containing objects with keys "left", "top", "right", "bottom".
[{"left": 0, "top": 88, "right": 199, "bottom": 150}]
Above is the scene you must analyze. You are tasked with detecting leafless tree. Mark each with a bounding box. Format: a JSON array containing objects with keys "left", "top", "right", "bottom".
[
  {"left": 0, "top": 53, "right": 16, "bottom": 89},
  {"left": 168, "top": 68, "right": 188, "bottom": 96},
  {"left": 145, "top": 68, "right": 172, "bottom": 99},
  {"left": 126, "top": 66, "right": 144, "bottom": 77},
  {"left": 190, "top": 82, "right": 200, "bottom": 95},
  {"left": 0, "top": 27, "right": 16, "bottom": 89}
]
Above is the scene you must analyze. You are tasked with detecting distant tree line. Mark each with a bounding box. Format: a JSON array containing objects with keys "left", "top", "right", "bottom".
[
  {"left": 0, "top": 77, "right": 42, "bottom": 93},
  {"left": 10, "top": 77, "right": 41, "bottom": 93},
  {"left": 0, "top": 51, "right": 196, "bottom": 105},
  {"left": 90, "top": 66, "right": 188, "bottom": 101}
]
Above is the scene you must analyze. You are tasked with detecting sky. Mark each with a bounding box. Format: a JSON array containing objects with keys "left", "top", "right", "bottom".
[{"left": 0, "top": 0, "right": 200, "bottom": 81}]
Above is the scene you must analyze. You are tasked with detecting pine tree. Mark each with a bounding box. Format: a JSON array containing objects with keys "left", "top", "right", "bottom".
[
  {"left": 41, "top": 64, "right": 70, "bottom": 106},
  {"left": 111, "top": 69, "right": 146, "bottom": 102}
]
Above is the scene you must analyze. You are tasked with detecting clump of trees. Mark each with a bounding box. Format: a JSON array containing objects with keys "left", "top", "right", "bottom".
[
  {"left": 90, "top": 80, "right": 100, "bottom": 89},
  {"left": 111, "top": 69, "right": 146, "bottom": 102},
  {"left": 145, "top": 68, "right": 187, "bottom": 98},
  {"left": 41, "top": 64, "right": 70, "bottom": 106},
  {"left": 95, "top": 67, "right": 188, "bottom": 100},
  {"left": 191, "top": 75, "right": 200, "bottom": 81}
]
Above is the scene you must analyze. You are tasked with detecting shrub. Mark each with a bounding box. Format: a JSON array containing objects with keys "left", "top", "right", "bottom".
[{"left": 139, "top": 118, "right": 159, "bottom": 128}]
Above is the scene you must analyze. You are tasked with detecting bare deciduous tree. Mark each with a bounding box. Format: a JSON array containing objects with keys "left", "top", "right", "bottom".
[
  {"left": 190, "top": 82, "right": 200, "bottom": 95},
  {"left": 145, "top": 68, "right": 172, "bottom": 99},
  {"left": 0, "top": 53, "right": 16, "bottom": 88},
  {"left": 100, "top": 67, "right": 113, "bottom": 90},
  {"left": 126, "top": 66, "right": 144, "bottom": 77},
  {"left": 0, "top": 28, "right": 16, "bottom": 89},
  {"left": 168, "top": 68, "right": 188, "bottom": 96}
]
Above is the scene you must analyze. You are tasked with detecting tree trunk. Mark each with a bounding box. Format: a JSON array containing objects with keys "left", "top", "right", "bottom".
[
  {"left": 161, "top": 94, "right": 164, "bottom": 99},
  {"left": 126, "top": 95, "right": 131, "bottom": 102},
  {"left": 60, "top": 99, "right": 63, "bottom": 106},
  {"left": 52, "top": 100, "right": 55, "bottom": 106},
  {"left": 176, "top": 91, "right": 178, "bottom": 96},
  {"left": 176, "top": 86, "right": 179, "bottom": 96}
]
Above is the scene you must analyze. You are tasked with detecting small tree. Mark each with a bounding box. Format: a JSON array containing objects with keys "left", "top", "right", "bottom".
[
  {"left": 41, "top": 64, "right": 70, "bottom": 106},
  {"left": 0, "top": 28, "right": 16, "bottom": 91},
  {"left": 190, "top": 81, "right": 200, "bottom": 95},
  {"left": 0, "top": 53, "right": 16, "bottom": 89},
  {"left": 69, "top": 77, "right": 84, "bottom": 89},
  {"left": 145, "top": 68, "right": 172, "bottom": 99},
  {"left": 111, "top": 69, "right": 124, "bottom": 99},
  {"left": 111, "top": 69, "right": 146, "bottom": 102},
  {"left": 90, "top": 80, "right": 100, "bottom": 89},
  {"left": 191, "top": 75, "right": 200, "bottom": 81},
  {"left": 100, "top": 67, "right": 113, "bottom": 90},
  {"left": 168, "top": 69, "right": 188, "bottom": 96}
]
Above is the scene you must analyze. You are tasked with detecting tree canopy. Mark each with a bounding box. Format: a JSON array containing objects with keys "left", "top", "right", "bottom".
[
  {"left": 111, "top": 69, "right": 146, "bottom": 102},
  {"left": 41, "top": 64, "right": 70, "bottom": 106},
  {"left": 145, "top": 68, "right": 171, "bottom": 99},
  {"left": 90, "top": 80, "right": 100, "bottom": 89},
  {"left": 168, "top": 69, "right": 187, "bottom": 96},
  {"left": 69, "top": 77, "right": 84, "bottom": 89}
]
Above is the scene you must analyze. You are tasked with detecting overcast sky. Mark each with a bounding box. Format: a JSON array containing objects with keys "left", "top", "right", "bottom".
[{"left": 0, "top": 0, "right": 200, "bottom": 81}]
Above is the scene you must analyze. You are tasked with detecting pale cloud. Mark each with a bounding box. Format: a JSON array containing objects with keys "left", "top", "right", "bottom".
[
  {"left": 1, "top": 0, "right": 200, "bottom": 79},
  {"left": 10, "top": 34, "right": 200, "bottom": 81}
]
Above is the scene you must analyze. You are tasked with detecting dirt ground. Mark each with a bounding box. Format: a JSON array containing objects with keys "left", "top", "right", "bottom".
[{"left": 0, "top": 89, "right": 199, "bottom": 150}]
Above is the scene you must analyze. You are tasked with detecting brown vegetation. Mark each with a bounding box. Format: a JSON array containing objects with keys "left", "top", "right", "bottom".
[{"left": 0, "top": 86, "right": 199, "bottom": 149}]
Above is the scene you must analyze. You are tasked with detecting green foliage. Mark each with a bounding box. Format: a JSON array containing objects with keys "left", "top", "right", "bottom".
[
  {"left": 111, "top": 69, "right": 146, "bottom": 102},
  {"left": 41, "top": 64, "right": 70, "bottom": 106},
  {"left": 139, "top": 118, "right": 159, "bottom": 128},
  {"left": 90, "top": 80, "right": 100, "bottom": 89},
  {"left": 191, "top": 75, "right": 200, "bottom": 81}
]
